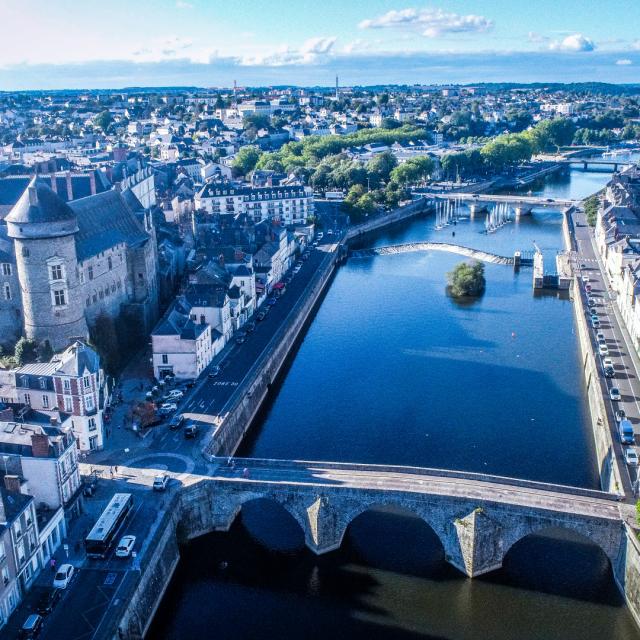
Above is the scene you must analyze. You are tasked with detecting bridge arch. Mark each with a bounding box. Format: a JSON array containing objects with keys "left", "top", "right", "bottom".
[{"left": 501, "top": 519, "right": 623, "bottom": 570}]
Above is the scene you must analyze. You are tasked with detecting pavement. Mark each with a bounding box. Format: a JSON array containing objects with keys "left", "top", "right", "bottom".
[{"left": 571, "top": 207, "right": 639, "bottom": 497}]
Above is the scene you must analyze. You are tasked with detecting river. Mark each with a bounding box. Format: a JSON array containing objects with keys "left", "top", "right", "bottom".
[{"left": 148, "top": 160, "right": 640, "bottom": 640}]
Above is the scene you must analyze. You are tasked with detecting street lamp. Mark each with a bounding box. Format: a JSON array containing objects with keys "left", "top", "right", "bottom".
[{"left": 2, "top": 455, "right": 9, "bottom": 475}]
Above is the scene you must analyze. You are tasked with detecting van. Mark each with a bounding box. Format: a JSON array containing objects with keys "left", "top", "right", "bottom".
[{"left": 619, "top": 419, "right": 635, "bottom": 445}]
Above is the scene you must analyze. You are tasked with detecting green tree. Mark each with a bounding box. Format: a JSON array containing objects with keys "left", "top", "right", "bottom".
[
  {"left": 367, "top": 151, "right": 398, "bottom": 186},
  {"left": 447, "top": 262, "right": 486, "bottom": 298},
  {"left": 232, "top": 146, "right": 262, "bottom": 176},
  {"left": 584, "top": 194, "right": 600, "bottom": 227},
  {"left": 242, "top": 113, "right": 270, "bottom": 131},
  {"left": 14, "top": 337, "right": 38, "bottom": 365},
  {"left": 390, "top": 156, "right": 434, "bottom": 185},
  {"left": 94, "top": 110, "right": 113, "bottom": 133}
]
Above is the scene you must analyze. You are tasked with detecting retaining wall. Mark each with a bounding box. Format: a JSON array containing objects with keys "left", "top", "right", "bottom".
[{"left": 564, "top": 212, "right": 624, "bottom": 494}]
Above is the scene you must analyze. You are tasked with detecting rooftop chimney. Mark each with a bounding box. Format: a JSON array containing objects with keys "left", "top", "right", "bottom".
[
  {"left": 50, "top": 174, "right": 57, "bottom": 194},
  {"left": 4, "top": 474, "right": 21, "bottom": 493},
  {"left": 89, "top": 171, "right": 96, "bottom": 195},
  {"left": 66, "top": 171, "right": 73, "bottom": 201},
  {"left": 31, "top": 433, "right": 50, "bottom": 458},
  {"left": 27, "top": 185, "right": 38, "bottom": 206}
]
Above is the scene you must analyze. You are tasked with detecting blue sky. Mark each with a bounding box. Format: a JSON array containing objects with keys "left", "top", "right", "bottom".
[{"left": 1, "top": 0, "right": 639, "bottom": 89}]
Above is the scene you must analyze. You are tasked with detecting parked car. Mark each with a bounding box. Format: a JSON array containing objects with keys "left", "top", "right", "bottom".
[
  {"left": 208, "top": 365, "right": 220, "bottom": 378},
  {"left": 18, "top": 614, "right": 44, "bottom": 639},
  {"left": 37, "top": 588, "right": 62, "bottom": 616},
  {"left": 164, "top": 389, "right": 184, "bottom": 401},
  {"left": 53, "top": 564, "right": 75, "bottom": 589},
  {"left": 115, "top": 535, "right": 136, "bottom": 558},
  {"left": 610, "top": 387, "right": 622, "bottom": 401},
  {"left": 267, "top": 298, "right": 277, "bottom": 306},
  {"left": 184, "top": 379, "right": 196, "bottom": 388},
  {"left": 591, "top": 317, "right": 600, "bottom": 328},
  {"left": 168, "top": 414, "right": 185, "bottom": 430},
  {"left": 616, "top": 409, "right": 627, "bottom": 422},
  {"left": 599, "top": 343, "right": 609, "bottom": 356},
  {"left": 587, "top": 298, "right": 596, "bottom": 307},
  {"left": 596, "top": 332, "right": 606, "bottom": 342},
  {"left": 256, "top": 311, "right": 267, "bottom": 321},
  {"left": 153, "top": 474, "right": 170, "bottom": 491},
  {"left": 244, "top": 322, "right": 255, "bottom": 333},
  {"left": 184, "top": 424, "right": 198, "bottom": 439},
  {"left": 235, "top": 333, "right": 247, "bottom": 345},
  {"left": 625, "top": 447, "right": 639, "bottom": 467},
  {"left": 604, "top": 366, "right": 615, "bottom": 378},
  {"left": 158, "top": 402, "right": 178, "bottom": 415}
]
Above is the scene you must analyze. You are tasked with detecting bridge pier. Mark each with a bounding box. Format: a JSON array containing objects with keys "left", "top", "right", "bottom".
[{"left": 515, "top": 206, "right": 532, "bottom": 219}]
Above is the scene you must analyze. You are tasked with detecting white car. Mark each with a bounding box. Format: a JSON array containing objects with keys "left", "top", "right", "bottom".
[
  {"left": 153, "top": 474, "right": 169, "bottom": 491},
  {"left": 53, "top": 564, "right": 74, "bottom": 589},
  {"left": 610, "top": 387, "right": 622, "bottom": 401},
  {"left": 603, "top": 357, "right": 613, "bottom": 368},
  {"left": 164, "top": 389, "right": 184, "bottom": 401},
  {"left": 599, "top": 343, "right": 609, "bottom": 356},
  {"left": 115, "top": 535, "right": 136, "bottom": 558},
  {"left": 625, "top": 447, "right": 639, "bottom": 467},
  {"left": 159, "top": 402, "right": 178, "bottom": 414},
  {"left": 596, "top": 332, "right": 606, "bottom": 342}
]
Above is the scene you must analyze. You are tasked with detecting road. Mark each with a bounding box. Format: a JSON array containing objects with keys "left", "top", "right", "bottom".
[{"left": 571, "top": 208, "right": 639, "bottom": 496}]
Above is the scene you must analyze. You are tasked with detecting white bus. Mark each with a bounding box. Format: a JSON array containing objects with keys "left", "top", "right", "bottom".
[{"left": 85, "top": 493, "right": 134, "bottom": 558}]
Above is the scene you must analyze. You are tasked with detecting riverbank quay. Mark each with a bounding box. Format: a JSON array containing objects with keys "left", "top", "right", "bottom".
[{"left": 565, "top": 207, "right": 631, "bottom": 497}]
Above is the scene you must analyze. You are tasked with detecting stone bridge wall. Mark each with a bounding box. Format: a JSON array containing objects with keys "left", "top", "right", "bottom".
[
  {"left": 180, "top": 478, "right": 626, "bottom": 580},
  {"left": 345, "top": 198, "right": 429, "bottom": 241}
]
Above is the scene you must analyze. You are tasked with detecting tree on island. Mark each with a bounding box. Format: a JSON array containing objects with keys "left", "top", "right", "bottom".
[{"left": 447, "top": 261, "right": 486, "bottom": 298}]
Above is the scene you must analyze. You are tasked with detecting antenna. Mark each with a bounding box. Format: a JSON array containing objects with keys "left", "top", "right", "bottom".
[{"left": 335, "top": 75, "right": 339, "bottom": 100}]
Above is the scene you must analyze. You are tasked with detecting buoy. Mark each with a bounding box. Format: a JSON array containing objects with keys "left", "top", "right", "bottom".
[{"left": 511, "top": 331, "right": 516, "bottom": 338}]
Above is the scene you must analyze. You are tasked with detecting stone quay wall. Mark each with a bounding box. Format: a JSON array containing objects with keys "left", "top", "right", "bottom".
[{"left": 564, "top": 211, "right": 624, "bottom": 494}]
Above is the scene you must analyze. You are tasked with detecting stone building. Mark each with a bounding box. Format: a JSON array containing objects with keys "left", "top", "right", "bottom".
[{"left": 1, "top": 178, "right": 159, "bottom": 351}]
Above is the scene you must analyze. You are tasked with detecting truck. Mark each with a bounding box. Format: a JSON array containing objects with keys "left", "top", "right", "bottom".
[{"left": 619, "top": 419, "right": 635, "bottom": 445}]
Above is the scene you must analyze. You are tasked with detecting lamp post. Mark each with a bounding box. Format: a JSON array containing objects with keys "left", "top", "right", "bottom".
[{"left": 2, "top": 455, "right": 9, "bottom": 475}]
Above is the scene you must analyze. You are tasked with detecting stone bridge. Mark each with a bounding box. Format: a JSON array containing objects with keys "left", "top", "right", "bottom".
[
  {"left": 349, "top": 242, "right": 515, "bottom": 265},
  {"left": 423, "top": 192, "right": 579, "bottom": 208},
  {"left": 179, "top": 458, "right": 637, "bottom": 581}
]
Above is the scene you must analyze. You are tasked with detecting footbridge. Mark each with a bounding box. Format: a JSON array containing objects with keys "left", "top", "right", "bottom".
[
  {"left": 349, "top": 242, "right": 517, "bottom": 265},
  {"left": 179, "top": 458, "right": 637, "bottom": 581}
]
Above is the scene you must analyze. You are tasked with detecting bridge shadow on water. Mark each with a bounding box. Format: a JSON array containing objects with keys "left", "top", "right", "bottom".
[{"left": 147, "top": 501, "right": 638, "bottom": 640}]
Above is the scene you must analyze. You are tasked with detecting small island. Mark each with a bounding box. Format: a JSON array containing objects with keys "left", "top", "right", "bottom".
[{"left": 447, "top": 261, "right": 486, "bottom": 298}]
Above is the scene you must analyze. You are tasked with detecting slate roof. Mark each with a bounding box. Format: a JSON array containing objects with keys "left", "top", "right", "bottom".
[
  {"left": 5, "top": 178, "right": 77, "bottom": 225},
  {"left": 152, "top": 299, "right": 208, "bottom": 340},
  {"left": 70, "top": 189, "right": 150, "bottom": 261}
]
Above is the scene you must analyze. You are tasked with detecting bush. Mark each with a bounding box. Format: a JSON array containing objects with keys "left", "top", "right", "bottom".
[{"left": 447, "top": 261, "right": 486, "bottom": 298}]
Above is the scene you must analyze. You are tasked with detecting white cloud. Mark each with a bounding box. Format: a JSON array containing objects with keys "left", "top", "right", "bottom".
[
  {"left": 633, "top": 40, "right": 640, "bottom": 50},
  {"left": 175, "top": 1, "right": 193, "bottom": 8},
  {"left": 241, "top": 36, "right": 337, "bottom": 66},
  {"left": 616, "top": 58, "right": 633, "bottom": 65},
  {"left": 359, "top": 8, "right": 493, "bottom": 38},
  {"left": 549, "top": 33, "right": 595, "bottom": 52}
]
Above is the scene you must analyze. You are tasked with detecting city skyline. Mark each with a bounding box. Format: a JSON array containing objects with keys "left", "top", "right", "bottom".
[{"left": 1, "top": 0, "right": 640, "bottom": 89}]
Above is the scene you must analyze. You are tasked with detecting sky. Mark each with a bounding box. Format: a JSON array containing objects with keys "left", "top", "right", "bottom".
[{"left": 1, "top": 0, "right": 640, "bottom": 89}]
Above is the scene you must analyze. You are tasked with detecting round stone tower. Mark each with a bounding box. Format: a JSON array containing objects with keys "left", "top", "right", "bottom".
[{"left": 6, "top": 178, "right": 88, "bottom": 351}]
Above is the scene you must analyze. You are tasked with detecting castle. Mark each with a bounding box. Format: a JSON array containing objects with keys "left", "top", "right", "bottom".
[{"left": 0, "top": 177, "right": 159, "bottom": 351}]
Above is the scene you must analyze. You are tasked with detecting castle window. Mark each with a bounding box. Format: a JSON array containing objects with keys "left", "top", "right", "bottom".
[
  {"left": 108, "top": 257, "right": 113, "bottom": 270},
  {"left": 22, "top": 247, "right": 29, "bottom": 257},
  {"left": 86, "top": 297, "right": 90, "bottom": 307},
  {"left": 4, "top": 284, "right": 10, "bottom": 300},
  {"left": 99, "top": 289, "right": 104, "bottom": 299},
  {"left": 50, "top": 264, "right": 63, "bottom": 281},
  {"left": 53, "top": 289, "right": 66, "bottom": 306},
  {"left": 88, "top": 266, "right": 94, "bottom": 280},
  {"left": 92, "top": 293, "right": 97, "bottom": 304},
  {"left": 2, "top": 263, "right": 11, "bottom": 276}
]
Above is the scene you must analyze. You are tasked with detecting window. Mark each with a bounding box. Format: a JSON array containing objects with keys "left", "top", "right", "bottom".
[
  {"left": 64, "top": 396, "right": 73, "bottom": 413},
  {"left": 85, "top": 394, "right": 95, "bottom": 411},
  {"left": 22, "top": 247, "right": 29, "bottom": 257},
  {"left": 2, "top": 263, "right": 11, "bottom": 276},
  {"left": 63, "top": 379, "right": 71, "bottom": 393},
  {"left": 53, "top": 289, "right": 66, "bottom": 306},
  {"left": 24, "top": 393, "right": 30, "bottom": 406},
  {"left": 42, "top": 395, "right": 49, "bottom": 408},
  {"left": 88, "top": 266, "right": 94, "bottom": 280},
  {"left": 50, "top": 264, "right": 63, "bottom": 280},
  {"left": 39, "top": 378, "right": 46, "bottom": 389},
  {"left": 108, "top": 256, "right": 112, "bottom": 270},
  {"left": 4, "top": 284, "right": 10, "bottom": 300},
  {"left": 161, "top": 354, "right": 168, "bottom": 364},
  {"left": 88, "top": 417, "right": 96, "bottom": 431},
  {"left": 92, "top": 293, "right": 97, "bottom": 304},
  {"left": 83, "top": 375, "right": 91, "bottom": 389},
  {"left": 89, "top": 435, "right": 98, "bottom": 450}
]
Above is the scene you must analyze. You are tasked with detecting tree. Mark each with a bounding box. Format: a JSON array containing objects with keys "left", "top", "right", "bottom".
[
  {"left": 94, "top": 110, "right": 113, "bottom": 133},
  {"left": 584, "top": 194, "right": 600, "bottom": 227},
  {"left": 14, "top": 337, "right": 38, "bottom": 365},
  {"left": 232, "top": 146, "right": 262, "bottom": 176},
  {"left": 367, "top": 151, "right": 398, "bottom": 186},
  {"left": 447, "top": 262, "right": 486, "bottom": 298},
  {"left": 242, "top": 113, "right": 270, "bottom": 131},
  {"left": 90, "top": 312, "right": 120, "bottom": 373},
  {"left": 390, "top": 157, "right": 434, "bottom": 185}
]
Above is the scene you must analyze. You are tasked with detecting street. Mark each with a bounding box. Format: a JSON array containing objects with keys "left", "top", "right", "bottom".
[{"left": 572, "top": 208, "right": 639, "bottom": 496}]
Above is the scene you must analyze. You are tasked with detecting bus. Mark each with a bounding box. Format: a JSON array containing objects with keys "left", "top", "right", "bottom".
[{"left": 85, "top": 493, "right": 134, "bottom": 558}]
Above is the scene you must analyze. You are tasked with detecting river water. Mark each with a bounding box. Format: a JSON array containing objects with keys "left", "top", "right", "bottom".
[{"left": 149, "top": 161, "right": 640, "bottom": 640}]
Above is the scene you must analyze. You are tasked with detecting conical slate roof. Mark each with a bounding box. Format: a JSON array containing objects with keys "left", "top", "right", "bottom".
[{"left": 5, "top": 177, "right": 77, "bottom": 225}]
